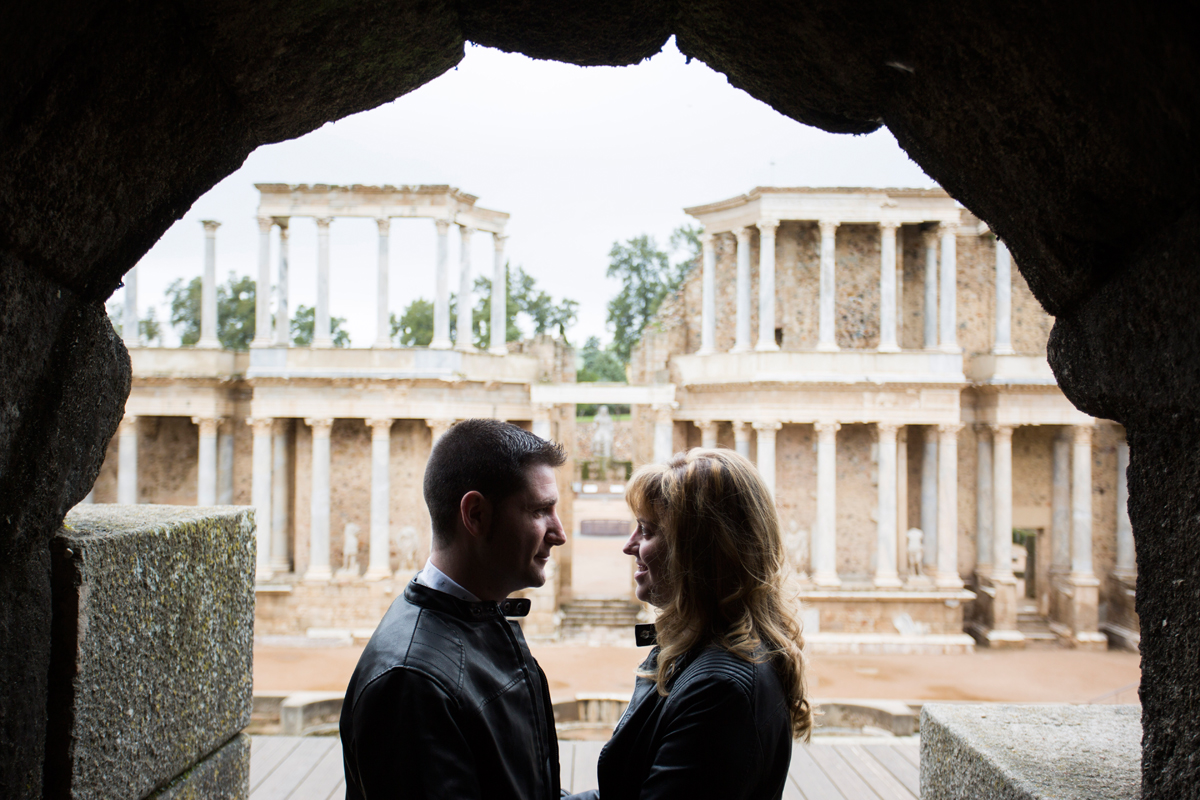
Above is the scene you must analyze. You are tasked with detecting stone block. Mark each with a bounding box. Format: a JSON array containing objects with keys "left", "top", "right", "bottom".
[
  {"left": 146, "top": 733, "right": 250, "bottom": 800},
  {"left": 921, "top": 703, "right": 1141, "bottom": 799},
  {"left": 46, "top": 506, "right": 255, "bottom": 799}
]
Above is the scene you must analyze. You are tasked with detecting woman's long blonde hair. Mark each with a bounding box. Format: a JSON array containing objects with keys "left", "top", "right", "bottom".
[{"left": 625, "top": 447, "right": 812, "bottom": 741}]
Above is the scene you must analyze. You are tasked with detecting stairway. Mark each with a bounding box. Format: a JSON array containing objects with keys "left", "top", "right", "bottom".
[
  {"left": 1017, "top": 605, "right": 1059, "bottom": 648},
  {"left": 559, "top": 596, "right": 643, "bottom": 645}
]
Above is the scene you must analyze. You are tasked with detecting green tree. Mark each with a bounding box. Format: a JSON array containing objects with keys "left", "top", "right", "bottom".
[
  {"left": 577, "top": 336, "right": 626, "bottom": 382},
  {"left": 106, "top": 300, "right": 163, "bottom": 346},
  {"left": 164, "top": 272, "right": 258, "bottom": 349},
  {"left": 291, "top": 304, "right": 351, "bottom": 347},
  {"left": 391, "top": 296, "right": 456, "bottom": 347},
  {"left": 472, "top": 266, "right": 521, "bottom": 349},
  {"left": 605, "top": 234, "right": 687, "bottom": 363},
  {"left": 166, "top": 277, "right": 202, "bottom": 345},
  {"left": 670, "top": 224, "right": 703, "bottom": 274}
]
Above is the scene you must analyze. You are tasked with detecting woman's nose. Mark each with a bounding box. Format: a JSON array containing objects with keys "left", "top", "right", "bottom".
[{"left": 622, "top": 528, "right": 639, "bottom": 556}]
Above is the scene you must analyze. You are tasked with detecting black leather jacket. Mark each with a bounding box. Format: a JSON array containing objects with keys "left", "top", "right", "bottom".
[
  {"left": 340, "top": 581, "right": 561, "bottom": 800},
  {"left": 568, "top": 644, "right": 792, "bottom": 800}
]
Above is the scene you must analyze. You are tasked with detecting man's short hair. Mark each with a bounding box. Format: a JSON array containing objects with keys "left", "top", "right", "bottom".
[{"left": 424, "top": 419, "right": 566, "bottom": 547}]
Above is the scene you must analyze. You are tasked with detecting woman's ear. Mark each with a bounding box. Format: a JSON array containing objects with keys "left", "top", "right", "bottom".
[{"left": 459, "top": 490, "right": 492, "bottom": 540}]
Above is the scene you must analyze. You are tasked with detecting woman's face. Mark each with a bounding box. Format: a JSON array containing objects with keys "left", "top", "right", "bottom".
[{"left": 624, "top": 516, "right": 668, "bottom": 606}]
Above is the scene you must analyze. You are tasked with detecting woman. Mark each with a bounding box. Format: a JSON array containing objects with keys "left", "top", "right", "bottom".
[{"left": 568, "top": 448, "right": 811, "bottom": 800}]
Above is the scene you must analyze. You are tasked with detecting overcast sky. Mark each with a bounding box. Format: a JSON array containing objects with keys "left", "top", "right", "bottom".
[{"left": 130, "top": 38, "right": 936, "bottom": 347}]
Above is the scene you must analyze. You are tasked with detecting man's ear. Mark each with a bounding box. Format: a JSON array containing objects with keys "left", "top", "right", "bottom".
[{"left": 459, "top": 491, "right": 492, "bottom": 540}]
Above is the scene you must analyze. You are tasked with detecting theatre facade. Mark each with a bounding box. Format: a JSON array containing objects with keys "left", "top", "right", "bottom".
[{"left": 84, "top": 183, "right": 1138, "bottom": 654}]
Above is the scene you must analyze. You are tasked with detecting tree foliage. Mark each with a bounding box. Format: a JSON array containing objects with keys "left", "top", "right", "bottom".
[
  {"left": 164, "top": 272, "right": 258, "bottom": 350},
  {"left": 390, "top": 296, "right": 455, "bottom": 347},
  {"left": 605, "top": 234, "right": 684, "bottom": 363},
  {"left": 106, "top": 300, "right": 162, "bottom": 346},
  {"left": 291, "top": 304, "right": 351, "bottom": 347},
  {"left": 577, "top": 336, "right": 626, "bottom": 382}
]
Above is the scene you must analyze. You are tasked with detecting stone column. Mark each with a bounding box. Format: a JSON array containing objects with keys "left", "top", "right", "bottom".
[
  {"left": 1114, "top": 437, "right": 1135, "bottom": 579},
  {"left": 431, "top": 219, "right": 452, "bottom": 349},
  {"left": 990, "top": 423, "right": 1021, "bottom": 642},
  {"left": 699, "top": 232, "right": 716, "bottom": 354},
  {"left": 817, "top": 220, "right": 840, "bottom": 352},
  {"left": 274, "top": 220, "right": 290, "bottom": 347},
  {"left": 313, "top": 217, "right": 333, "bottom": 348},
  {"left": 456, "top": 225, "right": 475, "bottom": 352},
  {"left": 270, "top": 421, "right": 290, "bottom": 573},
  {"left": 939, "top": 222, "right": 960, "bottom": 353},
  {"left": 193, "top": 416, "right": 220, "bottom": 505},
  {"left": 733, "top": 228, "right": 752, "bottom": 353},
  {"left": 813, "top": 422, "right": 841, "bottom": 587},
  {"left": 365, "top": 418, "right": 393, "bottom": 581},
  {"left": 253, "top": 216, "right": 273, "bottom": 346},
  {"left": 428, "top": 418, "right": 455, "bottom": 447},
  {"left": 895, "top": 227, "right": 905, "bottom": 344},
  {"left": 734, "top": 421, "right": 751, "bottom": 458},
  {"left": 122, "top": 264, "right": 138, "bottom": 348},
  {"left": 117, "top": 415, "right": 138, "bottom": 504},
  {"left": 878, "top": 221, "right": 900, "bottom": 352},
  {"left": 1051, "top": 430, "right": 1072, "bottom": 571},
  {"left": 248, "top": 417, "right": 274, "bottom": 581},
  {"left": 532, "top": 405, "right": 553, "bottom": 441},
  {"left": 993, "top": 239, "right": 1015, "bottom": 355},
  {"left": 304, "top": 418, "right": 334, "bottom": 581},
  {"left": 374, "top": 218, "right": 391, "bottom": 348},
  {"left": 490, "top": 234, "right": 508, "bottom": 355},
  {"left": 754, "top": 422, "right": 781, "bottom": 498},
  {"left": 697, "top": 419, "right": 718, "bottom": 450},
  {"left": 198, "top": 220, "right": 221, "bottom": 348},
  {"left": 755, "top": 220, "right": 780, "bottom": 352},
  {"left": 975, "top": 424, "right": 994, "bottom": 574},
  {"left": 936, "top": 423, "right": 964, "bottom": 589},
  {"left": 923, "top": 230, "right": 939, "bottom": 349},
  {"left": 217, "top": 420, "right": 234, "bottom": 505},
  {"left": 653, "top": 404, "right": 675, "bottom": 464},
  {"left": 875, "top": 423, "right": 901, "bottom": 587},
  {"left": 1071, "top": 426, "right": 1095, "bottom": 578},
  {"left": 921, "top": 426, "right": 938, "bottom": 569},
  {"left": 896, "top": 426, "right": 909, "bottom": 572}
]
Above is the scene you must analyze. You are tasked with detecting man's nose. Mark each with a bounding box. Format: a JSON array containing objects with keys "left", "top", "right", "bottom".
[{"left": 547, "top": 510, "right": 566, "bottom": 545}]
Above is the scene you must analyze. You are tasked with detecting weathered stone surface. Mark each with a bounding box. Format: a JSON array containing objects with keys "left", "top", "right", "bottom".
[
  {"left": 45, "top": 506, "right": 254, "bottom": 799},
  {"left": 146, "top": 733, "right": 250, "bottom": 800},
  {"left": 921, "top": 704, "right": 1141, "bottom": 800}
]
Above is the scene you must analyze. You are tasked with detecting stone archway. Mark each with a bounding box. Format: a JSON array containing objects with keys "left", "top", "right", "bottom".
[{"left": 2, "top": 4, "right": 1198, "bottom": 796}]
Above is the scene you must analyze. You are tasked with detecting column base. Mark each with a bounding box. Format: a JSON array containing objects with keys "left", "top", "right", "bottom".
[
  {"left": 255, "top": 565, "right": 274, "bottom": 582},
  {"left": 982, "top": 628, "right": 1026, "bottom": 649},
  {"left": 816, "top": 341, "right": 840, "bottom": 352},
  {"left": 250, "top": 338, "right": 273, "bottom": 348},
  {"left": 697, "top": 346, "right": 715, "bottom": 355},
  {"left": 991, "top": 346, "right": 1016, "bottom": 356},
  {"left": 363, "top": 567, "right": 392, "bottom": 582},
  {"left": 906, "top": 574, "right": 934, "bottom": 588},
  {"left": 938, "top": 344, "right": 963, "bottom": 354},
  {"left": 269, "top": 558, "right": 290, "bottom": 573},
  {"left": 874, "top": 574, "right": 903, "bottom": 589},
  {"left": 488, "top": 346, "right": 508, "bottom": 356},
  {"left": 454, "top": 343, "right": 476, "bottom": 353},
  {"left": 812, "top": 571, "right": 841, "bottom": 589},
  {"left": 755, "top": 342, "right": 780, "bottom": 352},
  {"left": 730, "top": 343, "right": 751, "bottom": 354},
  {"left": 429, "top": 338, "right": 452, "bottom": 350},
  {"left": 312, "top": 340, "right": 333, "bottom": 349},
  {"left": 303, "top": 566, "right": 333, "bottom": 582},
  {"left": 372, "top": 340, "right": 393, "bottom": 349},
  {"left": 936, "top": 572, "right": 964, "bottom": 590},
  {"left": 196, "top": 337, "right": 221, "bottom": 349},
  {"left": 877, "top": 344, "right": 901, "bottom": 353}
]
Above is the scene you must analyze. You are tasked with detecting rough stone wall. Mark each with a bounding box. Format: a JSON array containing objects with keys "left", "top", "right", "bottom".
[
  {"left": 574, "top": 419, "right": 634, "bottom": 463},
  {"left": 775, "top": 424, "right": 816, "bottom": 571},
  {"left": 137, "top": 417, "right": 200, "bottom": 505},
  {"left": 777, "top": 222, "right": 819, "bottom": 349},
  {"left": 898, "top": 226, "right": 931, "bottom": 350}
]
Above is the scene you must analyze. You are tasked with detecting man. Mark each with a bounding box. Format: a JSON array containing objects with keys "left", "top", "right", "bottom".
[{"left": 340, "top": 419, "right": 568, "bottom": 799}]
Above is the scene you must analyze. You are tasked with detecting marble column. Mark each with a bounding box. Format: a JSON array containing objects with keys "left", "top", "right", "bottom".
[
  {"left": 923, "top": 230, "right": 939, "bottom": 349},
  {"left": 313, "top": 217, "right": 333, "bottom": 348},
  {"left": 878, "top": 222, "right": 900, "bottom": 352},
  {"left": 1051, "top": 430, "right": 1072, "bottom": 571},
  {"left": 734, "top": 421, "right": 751, "bottom": 458},
  {"left": 456, "top": 226, "right": 475, "bottom": 352},
  {"left": 697, "top": 419, "right": 718, "bottom": 450},
  {"left": 490, "top": 234, "right": 508, "bottom": 355},
  {"left": 975, "top": 424, "right": 994, "bottom": 574},
  {"left": 939, "top": 222, "right": 960, "bottom": 353},
  {"left": 304, "top": 418, "right": 334, "bottom": 581},
  {"left": 1071, "top": 426, "right": 1094, "bottom": 578},
  {"left": 198, "top": 220, "right": 221, "bottom": 348},
  {"left": 193, "top": 416, "right": 220, "bottom": 505},
  {"left": 122, "top": 264, "right": 138, "bottom": 348},
  {"left": 896, "top": 426, "right": 909, "bottom": 575},
  {"left": 733, "top": 228, "right": 752, "bottom": 353},
  {"left": 875, "top": 423, "right": 901, "bottom": 587},
  {"left": 117, "top": 415, "right": 139, "bottom": 504},
  {"left": 993, "top": 239, "right": 1015, "bottom": 355},
  {"left": 653, "top": 404, "right": 675, "bottom": 464},
  {"left": 428, "top": 418, "right": 455, "bottom": 446},
  {"left": 936, "top": 423, "right": 964, "bottom": 588},
  {"left": 253, "top": 216, "right": 273, "bottom": 346},
  {"left": 817, "top": 220, "right": 840, "bottom": 352},
  {"left": 1114, "top": 437, "right": 1135, "bottom": 579},
  {"left": 699, "top": 232, "right": 716, "bottom": 354},
  {"left": 813, "top": 422, "right": 841, "bottom": 587},
  {"left": 755, "top": 220, "right": 780, "bottom": 352},
  {"left": 754, "top": 422, "right": 781, "bottom": 498},
  {"left": 991, "top": 425, "right": 1014, "bottom": 579},
  {"left": 217, "top": 421, "right": 234, "bottom": 504},
  {"left": 532, "top": 405, "right": 553, "bottom": 441},
  {"left": 921, "top": 426, "right": 938, "bottom": 570},
  {"left": 249, "top": 417, "right": 274, "bottom": 581},
  {"left": 274, "top": 220, "right": 290, "bottom": 347},
  {"left": 431, "top": 220, "right": 452, "bottom": 349},
  {"left": 374, "top": 218, "right": 391, "bottom": 348},
  {"left": 270, "top": 421, "right": 290, "bottom": 573},
  {"left": 365, "top": 418, "right": 393, "bottom": 581},
  {"left": 895, "top": 227, "right": 905, "bottom": 345}
]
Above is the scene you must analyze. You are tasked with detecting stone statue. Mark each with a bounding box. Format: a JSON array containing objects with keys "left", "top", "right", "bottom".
[
  {"left": 784, "top": 526, "right": 808, "bottom": 572},
  {"left": 906, "top": 528, "right": 924, "bottom": 579},
  {"left": 592, "top": 405, "right": 615, "bottom": 461},
  {"left": 395, "top": 525, "right": 421, "bottom": 571},
  {"left": 342, "top": 523, "right": 360, "bottom": 574}
]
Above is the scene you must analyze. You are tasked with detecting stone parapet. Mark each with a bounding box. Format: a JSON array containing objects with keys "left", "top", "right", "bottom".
[
  {"left": 921, "top": 704, "right": 1140, "bottom": 799},
  {"left": 49, "top": 505, "right": 255, "bottom": 799}
]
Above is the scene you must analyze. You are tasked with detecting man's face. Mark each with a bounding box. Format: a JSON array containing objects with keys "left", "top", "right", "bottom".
[{"left": 486, "top": 464, "right": 566, "bottom": 596}]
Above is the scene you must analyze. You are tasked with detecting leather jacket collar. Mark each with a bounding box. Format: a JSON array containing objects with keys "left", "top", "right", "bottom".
[{"left": 403, "top": 579, "right": 531, "bottom": 619}]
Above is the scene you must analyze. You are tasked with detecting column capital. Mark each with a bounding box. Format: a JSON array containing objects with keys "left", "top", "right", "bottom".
[
  {"left": 814, "top": 421, "right": 841, "bottom": 435},
  {"left": 247, "top": 417, "right": 274, "bottom": 436},
  {"left": 1073, "top": 424, "right": 1094, "bottom": 446},
  {"left": 315, "top": 216, "right": 333, "bottom": 230},
  {"left": 736, "top": 226, "right": 753, "bottom": 244},
  {"left": 877, "top": 421, "right": 900, "bottom": 437},
  {"left": 459, "top": 224, "right": 476, "bottom": 240},
  {"left": 990, "top": 423, "right": 1015, "bottom": 440},
  {"left": 365, "top": 417, "right": 394, "bottom": 433},
  {"left": 201, "top": 219, "right": 221, "bottom": 234},
  {"left": 699, "top": 231, "right": 715, "bottom": 247},
  {"left": 191, "top": 416, "right": 222, "bottom": 437},
  {"left": 257, "top": 216, "right": 273, "bottom": 233},
  {"left": 275, "top": 218, "right": 290, "bottom": 236},
  {"left": 493, "top": 232, "right": 508, "bottom": 250},
  {"left": 532, "top": 403, "right": 554, "bottom": 421},
  {"left": 879, "top": 219, "right": 901, "bottom": 231},
  {"left": 939, "top": 221, "right": 959, "bottom": 237},
  {"left": 818, "top": 219, "right": 841, "bottom": 237},
  {"left": 375, "top": 217, "right": 391, "bottom": 233},
  {"left": 427, "top": 418, "right": 455, "bottom": 441},
  {"left": 118, "top": 415, "right": 138, "bottom": 435},
  {"left": 733, "top": 421, "right": 752, "bottom": 438},
  {"left": 305, "top": 417, "right": 334, "bottom": 435},
  {"left": 757, "top": 218, "right": 781, "bottom": 235},
  {"left": 435, "top": 218, "right": 450, "bottom": 234},
  {"left": 752, "top": 420, "right": 782, "bottom": 432},
  {"left": 652, "top": 402, "right": 678, "bottom": 424},
  {"left": 922, "top": 228, "right": 939, "bottom": 247},
  {"left": 938, "top": 422, "right": 965, "bottom": 436}
]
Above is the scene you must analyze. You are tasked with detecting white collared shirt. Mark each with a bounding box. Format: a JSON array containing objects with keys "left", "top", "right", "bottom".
[{"left": 415, "top": 558, "right": 481, "bottom": 603}]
